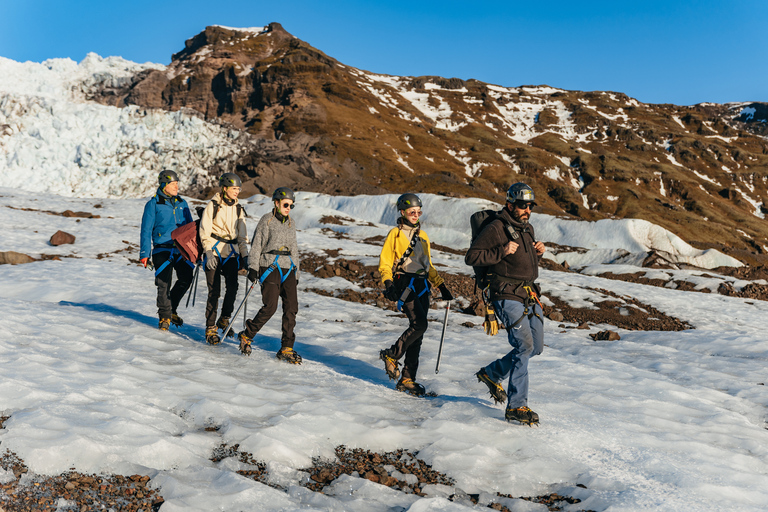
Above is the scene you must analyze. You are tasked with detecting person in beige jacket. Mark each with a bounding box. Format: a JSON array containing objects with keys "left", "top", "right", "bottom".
[{"left": 199, "top": 173, "right": 249, "bottom": 345}]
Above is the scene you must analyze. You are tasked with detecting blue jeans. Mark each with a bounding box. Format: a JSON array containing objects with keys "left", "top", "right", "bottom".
[{"left": 484, "top": 299, "right": 544, "bottom": 409}]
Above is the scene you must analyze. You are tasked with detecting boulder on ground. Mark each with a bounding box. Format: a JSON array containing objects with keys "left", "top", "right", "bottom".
[
  {"left": 50, "top": 230, "right": 76, "bottom": 246},
  {"left": 590, "top": 330, "right": 621, "bottom": 341},
  {"left": 0, "top": 251, "right": 35, "bottom": 265}
]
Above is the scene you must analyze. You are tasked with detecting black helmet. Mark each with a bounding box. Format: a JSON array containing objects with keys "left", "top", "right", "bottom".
[
  {"left": 219, "top": 172, "right": 242, "bottom": 188},
  {"left": 158, "top": 170, "right": 179, "bottom": 185},
  {"left": 272, "top": 187, "right": 295, "bottom": 202},
  {"left": 506, "top": 183, "right": 536, "bottom": 205},
  {"left": 396, "top": 193, "right": 422, "bottom": 211}
]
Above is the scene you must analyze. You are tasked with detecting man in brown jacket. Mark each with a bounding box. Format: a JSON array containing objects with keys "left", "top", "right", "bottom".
[{"left": 465, "top": 183, "right": 546, "bottom": 425}]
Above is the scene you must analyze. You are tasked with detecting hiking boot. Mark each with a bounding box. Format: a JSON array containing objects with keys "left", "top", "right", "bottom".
[
  {"left": 505, "top": 406, "right": 539, "bottom": 426},
  {"left": 396, "top": 378, "right": 426, "bottom": 397},
  {"left": 379, "top": 349, "right": 400, "bottom": 381},
  {"left": 170, "top": 313, "right": 184, "bottom": 327},
  {"left": 276, "top": 347, "right": 302, "bottom": 364},
  {"left": 205, "top": 326, "right": 221, "bottom": 345},
  {"left": 159, "top": 318, "right": 171, "bottom": 331},
  {"left": 216, "top": 316, "right": 234, "bottom": 337},
  {"left": 476, "top": 368, "right": 507, "bottom": 404},
  {"left": 237, "top": 331, "right": 252, "bottom": 356}
]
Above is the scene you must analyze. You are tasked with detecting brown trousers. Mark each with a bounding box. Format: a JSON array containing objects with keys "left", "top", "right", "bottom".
[{"left": 244, "top": 266, "right": 298, "bottom": 348}]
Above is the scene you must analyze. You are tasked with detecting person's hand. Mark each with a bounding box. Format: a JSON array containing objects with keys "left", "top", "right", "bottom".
[
  {"left": 383, "top": 280, "right": 398, "bottom": 301},
  {"left": 534, "top": 241, "right": 546, "bottom": 255},
  {"left": 205, "top": 250, "right": 217, "bottom": 271},
  {"left": 438, "top": 283, "right": 453, "bottom": 301},
  {"left": 503, "top": 241, "right": 519, "bottom": 256},
  {"left": 248, "top": 268, "right": 259, "bottom": 283},
  {"left": 140, "top": 257, "right": 149, "bottom": 268},
  {"left": 238, "top": 256, "right": 249, "bottom": 276}
]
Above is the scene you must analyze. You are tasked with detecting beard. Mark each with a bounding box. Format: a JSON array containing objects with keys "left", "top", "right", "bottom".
[{"left": 511, "top": 209, "right": 529, "bottom": 224}]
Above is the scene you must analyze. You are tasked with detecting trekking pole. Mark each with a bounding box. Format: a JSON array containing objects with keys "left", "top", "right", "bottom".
[
  {"left": 221, "top": 279, "right": 258, "bottom": 340},
  {"left": 435, "top": 301, "right": 450, "bottom": 374},
  {"left": 242, "top": 275, "right": 248, "bottom": 329},
  {"left": 186, "top": 262, "right": 200, "bottom": 308}
]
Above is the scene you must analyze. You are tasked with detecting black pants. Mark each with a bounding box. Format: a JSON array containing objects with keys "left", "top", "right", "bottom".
[
  {"left": 152, "top": 250, "right": 194, "bottom": 320},
  {"left": 204, "top": 256, "right": 240, "bottom": 327},
  {"left": 244, "top": 266, "right": 298, "bottom": 348},
  {"left": 388, "top": 275, "right": 430, "bottom": 381}
]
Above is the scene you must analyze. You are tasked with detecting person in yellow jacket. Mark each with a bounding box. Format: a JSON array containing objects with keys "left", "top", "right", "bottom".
[
  {"left": 379, "top": 193, "right": 453, "bottom": 396},
  {"left": 199, "top": 173, "right": 249, "bottom": 345}
]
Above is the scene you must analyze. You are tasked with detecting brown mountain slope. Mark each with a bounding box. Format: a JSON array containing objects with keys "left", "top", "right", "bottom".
[{"left": 90, "top": 23, "right": 768, "bottom": 265}]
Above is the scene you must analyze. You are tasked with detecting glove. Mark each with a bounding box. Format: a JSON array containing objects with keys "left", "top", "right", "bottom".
[
  {"left": 248, "top": 268, "right": 259, "bottom": 283},
  {"left": 383, "top": 280, "right": 398, "bottom": 301},
  {"left": 239, "top": 256, "right": 249, "bottom": 272},
  {"left": 140, "top": 257, "right": 149, "bottom": 268},
  {"left": 438, "top": 283, "right": 453, "bottom": 301},
  {"left": 483, "top": 305, "right": 499, "bottom": 336},
  {"left": 205, "top": 250, "right": 217, "bottom": 271}
]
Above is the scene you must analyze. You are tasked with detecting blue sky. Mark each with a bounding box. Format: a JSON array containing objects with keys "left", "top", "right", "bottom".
[{"left": 2, "top": 0, "right": 766, "bottom": 105}]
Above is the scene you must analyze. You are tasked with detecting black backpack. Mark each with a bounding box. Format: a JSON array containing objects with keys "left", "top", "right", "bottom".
[{"left": 469, "top": 209, "right": 517, "bottom": 292}]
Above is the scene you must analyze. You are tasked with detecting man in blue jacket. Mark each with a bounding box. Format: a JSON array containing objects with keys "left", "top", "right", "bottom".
[{"left": 140, "top": 170, "right": 195, "bottom": 330}]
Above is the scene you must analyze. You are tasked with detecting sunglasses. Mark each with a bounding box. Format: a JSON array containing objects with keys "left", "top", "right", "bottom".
[
  {"left": 404, "top": 209, "right": 422, "bottom": 217},
  {"left": 280, "top": 202, "right": 295, "bottom": 209},
  {"left": 513, "top": 201, "right": 536, "bottom": 210}
]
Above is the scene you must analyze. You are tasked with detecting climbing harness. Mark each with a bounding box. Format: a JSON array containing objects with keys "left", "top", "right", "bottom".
[{"left": 259, "top": 249, "right": 296, "bottom": 284}]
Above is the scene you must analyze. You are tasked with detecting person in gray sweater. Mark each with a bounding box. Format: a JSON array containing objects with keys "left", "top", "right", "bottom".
[{"left": 237, "top": 187, "right": 302, "bottom": 363}]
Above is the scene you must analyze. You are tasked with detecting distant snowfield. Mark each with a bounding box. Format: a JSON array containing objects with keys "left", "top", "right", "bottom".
[{"left": 1, "top": 189, "right": 767, "bottom": 512}]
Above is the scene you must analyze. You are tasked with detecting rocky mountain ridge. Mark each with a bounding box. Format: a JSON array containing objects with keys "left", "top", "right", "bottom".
[{"left": 88, "top": 23, "right": 768, "bottom": 265}]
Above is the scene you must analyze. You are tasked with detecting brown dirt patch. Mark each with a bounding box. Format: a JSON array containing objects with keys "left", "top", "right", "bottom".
[
  {"left": 6, "top": 206, "right": 100, "bottom": 219},
  {"left": 0, "top": 449, "right": 164, "bottom": 512},
  {"left": 221, "top": 444, "right": 593, "bottom": 511},
  {"left": 544, "top": 287, "right": 691, "bottom": 331},
  {"left": 596, "top": 270, "right": 768, "bottom": 302}
]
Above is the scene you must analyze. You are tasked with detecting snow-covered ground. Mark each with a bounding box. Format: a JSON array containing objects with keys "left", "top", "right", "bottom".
[{"left": 1, "top": 189, "right": 767, "bottom": 512}]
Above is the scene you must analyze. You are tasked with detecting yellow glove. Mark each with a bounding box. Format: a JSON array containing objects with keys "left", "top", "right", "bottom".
[{"left": 483, "top": 305, "right": 499, "bottom": 336}]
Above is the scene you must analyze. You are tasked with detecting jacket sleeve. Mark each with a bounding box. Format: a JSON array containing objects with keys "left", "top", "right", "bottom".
[
  {"left": 378, "top": 228, "right": 399, "bottom": 285},
  {"left": 248, "top": 215, "right": 268, "bottom": 269},
  {"left": 236, "top": 207, "right": 249, "bottom": 257},
  {"left": 139, "top": 198, "right": 155, "bottom": 259},
  {"left": 421, "top": 232, "right": 445, "bottom": 288},
  {"left": 464, "top": 221, "right": 506, "bottom": 267},
  {"left": 198, "top": 201, "right": 216, "bottom": 253}
]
